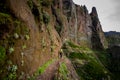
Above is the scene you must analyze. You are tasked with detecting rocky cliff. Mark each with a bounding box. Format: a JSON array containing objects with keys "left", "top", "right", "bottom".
[
  {"left": 0, "top": 0, "right": 108, "bottom": 79},
  {"left": 53, "top": 0, "right": 108, "bottom": 49}
]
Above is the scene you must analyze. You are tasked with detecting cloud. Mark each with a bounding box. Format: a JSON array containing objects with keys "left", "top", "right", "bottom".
[{"left": 109, "top": 0, "right": 120, "bottom": 21}]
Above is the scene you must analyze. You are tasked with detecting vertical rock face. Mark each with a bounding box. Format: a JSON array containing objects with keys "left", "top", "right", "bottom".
[
  {"left": 53, "top": 0, "right": 107, "bottom": 49},
  {"left": 90, "top": 7, "right": 108, "bottom": 49},
  {"left": 53, "top": 0, "right": 92, "bottom": 47}
]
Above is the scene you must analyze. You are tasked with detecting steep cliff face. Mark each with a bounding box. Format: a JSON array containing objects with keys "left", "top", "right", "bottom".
[
  {"left": 53, "top": 0, "right": 107, "bottom": 49},
  {"left": 0, "top": 0, "right": 108, "bottom": 79},
  {"left": 90, "top": 7, "right": 108, "bottom": 49},
  {"left": 53, "top": 0, "right": 92, "bottom": 47},
  {"left": 0, "top": 0, "right": 62, "bottom": 79}
]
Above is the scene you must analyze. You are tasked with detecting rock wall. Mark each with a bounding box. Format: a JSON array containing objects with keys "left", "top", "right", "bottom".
[{"left": 53, "top": 0, "right": 107, "bottom": 49}]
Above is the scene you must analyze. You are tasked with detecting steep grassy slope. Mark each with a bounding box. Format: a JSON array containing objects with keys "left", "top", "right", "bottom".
[
  {"left": 62, "top": 41, "right": 111, "bottom": 80},
  {"left": 105, "top": 31, "right": 120, "bottom": 80}
]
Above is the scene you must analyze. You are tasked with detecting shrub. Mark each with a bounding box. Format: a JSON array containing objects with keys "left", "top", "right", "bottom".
[
  {"left": 27, "top": 0, "right": 34, "bottom": 10},
  {"left": 14, "top": 33, "right": 19, "bottom": 39},
  {"left": 0, "top": 12, "right": 11, "bottom": 24},
  {"left": 25, "top": 35, "right": 30, "bottom": 40},
  {"left": 43, "top": 11, "right": 50, "bottom": 24},
  {"left": 54, "top": 62, "right": 69, "bottom": 80},
  {"left": 7, "top": 65, "right": 18, "bottom": 80},
  {"left": 40, "top": 0, "right": 51, "bottom": 7},
  {"left": 0, "top": 46, "right": 6, "bottom": 63},
  {"left": 9, "top": 47, "right": 14, "bottom": 54}
]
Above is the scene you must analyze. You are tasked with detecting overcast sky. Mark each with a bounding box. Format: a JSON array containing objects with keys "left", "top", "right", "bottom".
[{"left": 73, "top": 0, "right": 120, "bottom": 32}]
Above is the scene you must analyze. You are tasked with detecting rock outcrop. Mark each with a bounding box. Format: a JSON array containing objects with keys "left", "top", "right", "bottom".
[{"left": 53, "top": 0, "right": 107, "bottom": 49}]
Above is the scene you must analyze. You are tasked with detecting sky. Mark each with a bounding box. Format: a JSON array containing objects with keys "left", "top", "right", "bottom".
[{"left": 73, "top": 0, "right": 120, "bottom": 32}]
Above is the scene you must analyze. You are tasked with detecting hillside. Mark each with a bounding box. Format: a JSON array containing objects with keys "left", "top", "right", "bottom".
[
  {"left": 105, "top": 31, "right": 120, "bottom": 79},
  {"left": 105, "top": 31, "right": 120, "bottom": 47},
  {"left": 0, "top": 0, "right": 118, "bottom": 80}
]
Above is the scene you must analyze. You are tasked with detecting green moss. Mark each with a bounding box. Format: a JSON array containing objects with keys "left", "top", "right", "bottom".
[{"left": 38, "top": 59, "right": 55, "bottom": 74}]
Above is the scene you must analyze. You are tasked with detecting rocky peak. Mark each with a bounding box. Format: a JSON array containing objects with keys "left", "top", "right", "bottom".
[
  {"left": 89, "top": 7, "right": 108, "bottom": 49},
  {"left": 90, "top": 7, "right": 98, "bottom": 17}
]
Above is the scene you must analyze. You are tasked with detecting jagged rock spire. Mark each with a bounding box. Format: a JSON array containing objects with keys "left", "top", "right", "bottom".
[{"left": 91, "top": 7, "right": 98, "bottom": 17}]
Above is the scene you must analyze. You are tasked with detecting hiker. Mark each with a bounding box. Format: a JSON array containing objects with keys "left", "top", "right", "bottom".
[{"left": 59, "top": 49, "right": 63, "bottom": 58}]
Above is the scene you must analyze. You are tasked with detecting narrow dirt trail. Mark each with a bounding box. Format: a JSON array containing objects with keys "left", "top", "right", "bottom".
[
  {"left": 36, "top": 59, "right": 63, "bottom": 80},
  {"left": 64, "top": 58, "right": 80, "bottom": 80},
  {"left": 36, "top": 57, "right": 79, "bottom": 80}
]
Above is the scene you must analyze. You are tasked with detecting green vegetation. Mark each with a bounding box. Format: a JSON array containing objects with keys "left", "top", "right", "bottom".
[
  {"left": 9, "top": 47, "right": 14, "bottom": 54},
  {"left": 54, "top": 62, "right": 69, "bottom": 80},
  {"left": 41, "top": 37, "right": 46, "bottom": 48},
  {"left": 6, "top": 65, "right": 18, "bottom": 80},
  {"left": 40, "top": 0, "right": 51, "bottom": 7},
  {"left": 25, "top": 35, "right": 30, "bottom": 40},
  {"left": 38, "top": 59, "right": 55, "bottom": 74},
  {"left": 62, "top": 41, "right": 110, "bottom": 80},
  {"left": 0, "top": 46, "right": 6, "bottom": 64},
  {"left": 27, "top": 59, "right": 55, "bottom": 80},
  {"left": 22, "top": 44, "right": 27, "bottom": 50},
  {"left": 0, "top": 12, "right": 12, "bottom": 24},
  {"left": 43, "top": 11, "right": 50, "bottom": 24},
  {"left": 106, "top": 35, "right": 120, "bottom": 46},
  {"left": 27, "top": 0, "right": 34, "bottom": 10},
  {"left": 0, "top": 7, "right": 31, "bottom": 79},
  {"left": 14, "top": 33, "right": 19, "bottom": 39},
  {"left": 55, "top": 25, "right": 62, "bottom": 35}
]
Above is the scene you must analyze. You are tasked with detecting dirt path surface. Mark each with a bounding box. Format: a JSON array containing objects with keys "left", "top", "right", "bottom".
[
  {"left": 36, "top": 58, "right": 79, "bottom": 80},
  {"left": 36, "top": 59, "right": 63, "bottom": 80},
  {"left": 64, "top": 58, "right": 80, "bottom": 80}
]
